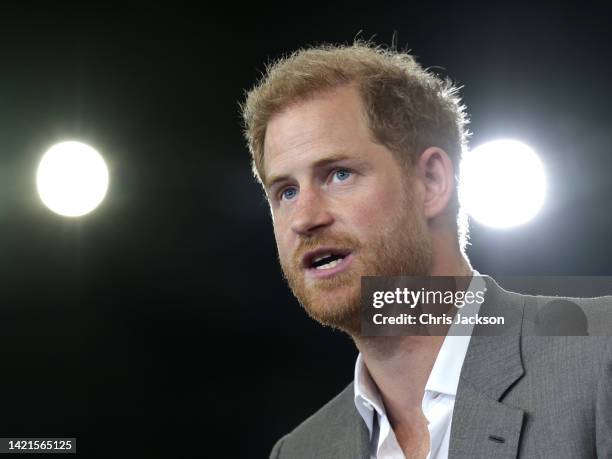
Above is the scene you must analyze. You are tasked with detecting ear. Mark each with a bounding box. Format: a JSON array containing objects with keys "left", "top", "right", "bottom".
[{"left": 415, "top": 147, "right": 455, "bottom": 219}]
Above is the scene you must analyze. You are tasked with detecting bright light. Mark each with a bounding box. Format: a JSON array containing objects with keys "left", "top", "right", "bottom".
[
  {"left": 36, "top": 141, "right": 109, "bottom": 217},
  {"left": 459, "top": 139, "right": 546, "bottom": 228}
]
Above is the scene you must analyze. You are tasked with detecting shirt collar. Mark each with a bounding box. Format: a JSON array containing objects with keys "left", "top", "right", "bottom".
[
  {"left": 354, "top": 352, "right": 384, "bottom": 434},
  {"left": 425, "top": 272, "right": 485, "bottom": 396}
]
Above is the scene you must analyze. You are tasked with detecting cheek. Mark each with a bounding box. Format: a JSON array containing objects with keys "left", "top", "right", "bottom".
[
  {"left": 350, "top": 183, "right": 405, "bottom": 231},
  {"left": 273, "top": 224, "right": 291, "bottom": 264}
]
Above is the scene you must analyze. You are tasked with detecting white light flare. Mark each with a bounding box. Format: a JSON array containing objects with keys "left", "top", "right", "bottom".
[
  {"left": 459, "top": 139, "right": 546, "bottom": 228},
  {"left": 36, "top": 141, "right": 109, "bottom": 217}
]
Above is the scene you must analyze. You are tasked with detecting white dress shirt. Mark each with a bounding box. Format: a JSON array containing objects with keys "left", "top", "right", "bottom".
[{"left": 354, "top": 274, "right": 485, "bottom": 459}]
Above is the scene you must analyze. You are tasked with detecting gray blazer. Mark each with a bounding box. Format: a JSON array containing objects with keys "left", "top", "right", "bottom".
[{"left": 270, "top": 278, "right": 612, "bottom": 458}]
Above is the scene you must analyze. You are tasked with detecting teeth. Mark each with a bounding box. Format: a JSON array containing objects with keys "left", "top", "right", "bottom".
[
  {"left": 313, "top": 253, "right": 333, "bottom": 263},
  {"left": 315, "top": 258, "right": 342, "bottom": 270}
]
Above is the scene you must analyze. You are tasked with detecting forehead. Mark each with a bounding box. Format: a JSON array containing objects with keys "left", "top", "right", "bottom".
[{"left": 262, "top": 86, "right": 373, "bottom": 184}]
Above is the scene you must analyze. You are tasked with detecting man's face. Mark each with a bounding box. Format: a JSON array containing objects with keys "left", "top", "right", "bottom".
[{"left": 263, "top": 85, "right": 433, "bottom": 335}]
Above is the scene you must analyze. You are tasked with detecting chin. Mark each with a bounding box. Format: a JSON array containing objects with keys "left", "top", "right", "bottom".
[{"left": 300, "top": 284, "right": 361, "bottom": 333}]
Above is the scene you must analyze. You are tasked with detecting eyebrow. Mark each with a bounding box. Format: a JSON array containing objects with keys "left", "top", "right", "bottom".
[{"left": 264, "top": 153, "right": 353, "bottom": 190}]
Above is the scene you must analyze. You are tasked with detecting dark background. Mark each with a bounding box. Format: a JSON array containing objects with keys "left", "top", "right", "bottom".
[{"left": 1, "top": 3, "right": 612, "bottom": 457}]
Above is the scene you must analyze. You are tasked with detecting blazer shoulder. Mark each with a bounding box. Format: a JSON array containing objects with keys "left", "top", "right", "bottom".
[
  {"left": 520, "top": 290, "right": 612, "bottom": 337},
  {"left": 270, "top": 382, "right": 367, "bottom": 458},
  {"left": 281, "top": 381, "right": 355, "bottom": 439}
]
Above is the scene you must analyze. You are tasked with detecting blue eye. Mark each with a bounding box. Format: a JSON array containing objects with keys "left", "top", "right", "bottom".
[
  {"left": 281, "top": 187, "right": 298, "bottom": 201},
  {"left": 333, "top": 169, "right": 351, "bottom": 182}
]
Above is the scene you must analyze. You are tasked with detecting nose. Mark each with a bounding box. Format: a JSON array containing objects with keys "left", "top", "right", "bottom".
[{"left": 290, "top": 187, "right": 334, "bottom": 236}]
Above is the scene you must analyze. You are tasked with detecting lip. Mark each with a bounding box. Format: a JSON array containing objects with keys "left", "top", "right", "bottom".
[
  {"left": 302, "top": 247, "right": 351, "bottom": 268},
  {"left": 304, "top": 252, "right": 354, "bottom": 280}
]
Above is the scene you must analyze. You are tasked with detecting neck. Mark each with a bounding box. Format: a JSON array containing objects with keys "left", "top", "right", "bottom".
[
  {"left": 353, "top": 335, "right": 445, "bottom": 412},
  {"left": 429, "top": 223, "right": 472, "bottom": 277},
  {"left": 352, "top": 238, "right": 472, "bottom": 424}
]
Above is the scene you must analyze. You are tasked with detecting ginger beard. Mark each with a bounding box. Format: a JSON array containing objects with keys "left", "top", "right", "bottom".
[{"left": 278, "top": 182, "right": 433, "bottom": 336}]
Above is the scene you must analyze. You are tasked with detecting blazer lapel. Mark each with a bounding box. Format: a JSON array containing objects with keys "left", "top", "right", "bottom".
[{"left": 449, "top": 277, "right": 526, "bottom": 458}]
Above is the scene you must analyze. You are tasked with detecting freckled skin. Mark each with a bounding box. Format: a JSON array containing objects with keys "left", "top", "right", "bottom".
[{"left": 263, "top": 86, "right": 432, "bottom": 334}]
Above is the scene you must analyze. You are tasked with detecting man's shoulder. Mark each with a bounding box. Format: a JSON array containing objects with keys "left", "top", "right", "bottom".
[
  {"left": 270, "top": 382, "right": 368, "bottom": 459},
  {"left": 483, "top": 276, "right": 612, "bottom": 336},
  {"left": 286, "top": 381, "right": 356, "bottom": 434}
]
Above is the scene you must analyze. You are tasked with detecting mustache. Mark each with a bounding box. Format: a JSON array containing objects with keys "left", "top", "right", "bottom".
[{"left": 292, "top": 232, "right": 362, "bottom": 267}]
